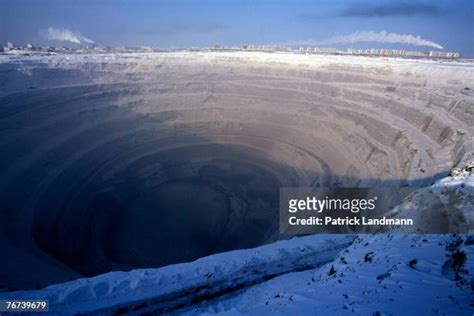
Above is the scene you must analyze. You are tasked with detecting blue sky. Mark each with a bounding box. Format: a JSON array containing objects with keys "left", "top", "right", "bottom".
[{"left": 1, "top": 0, "right": 473, "bottom": 55}]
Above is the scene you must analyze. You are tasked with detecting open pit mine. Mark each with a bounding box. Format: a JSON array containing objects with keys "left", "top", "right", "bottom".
[{"left": 0, "top": 52, "right": 473, "bottom": 295}]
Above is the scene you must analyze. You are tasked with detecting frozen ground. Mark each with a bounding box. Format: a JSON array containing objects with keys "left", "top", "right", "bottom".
[
  {"left": 0, "top": 232, "right": 472, "bottom": 315},
  {"left": 186, "top": 234, "right": 473, "bottom": 316},
  {"left": 0, "top": 52, "right": 473, "bottom": 302}
]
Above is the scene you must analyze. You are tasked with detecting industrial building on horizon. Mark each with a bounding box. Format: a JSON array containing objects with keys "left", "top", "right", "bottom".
[
  {"left": 213, "top": 44, "right": 462, "bottom": 59},
  {"left": 1, "top": 41, "right": 463, "bottom": 60}
]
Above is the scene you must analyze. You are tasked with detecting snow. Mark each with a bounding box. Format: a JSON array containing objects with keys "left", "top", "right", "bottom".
[
  {"left": 183, "top": 234, "right": 473, "bottom": 316},
  {"left": 1, "top": 51, "right": 473, "bottom": 95},
  {"left": 1, "top": 234, "right": 471, "bottom": 315},
  {"left": 432, "top": 173, "right": 474, "bottom": 190},
  {"left": 0, "top": 235, "right": 353, "bottom": 314}
]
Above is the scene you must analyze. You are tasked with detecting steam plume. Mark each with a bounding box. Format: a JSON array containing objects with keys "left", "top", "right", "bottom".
[
  {"left": 44, "top": 27, "right": 95, "bottom": 45},
  {"left": 292, "top": 31, "right": 443, "bottom": 49}
]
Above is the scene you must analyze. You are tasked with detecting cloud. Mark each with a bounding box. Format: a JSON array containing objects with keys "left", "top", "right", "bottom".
[
  {"left": 44, "top": 27, "right": 95, "bottom": 44},
  {"left": 290, "top": 31, "right": 444, "bottom": 49},
  {"left": 341, "top": 2, "right": 439, "bottom": 17}
]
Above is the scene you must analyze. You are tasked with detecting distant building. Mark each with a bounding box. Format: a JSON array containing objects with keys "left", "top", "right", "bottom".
[
  {"left": 429, "top": 51, "right": 461, "bottom": 58},
  {"left": 2, "top": 42, "right": 14, "bottom": 52},
  {"left": 314, "top": 47, "right": 338, "bottom": 54},
  {"left": 296, "top": 47, "right": 337, "bottom": 54},
  {"left": 345, "top": 48, "right": 462, "bottom": 59},
  {"left": 405, "top": 51, "right": 428, "bottom": 57},
  {"left": 242, "top": 44, "right": 288, "bottom": 52}
]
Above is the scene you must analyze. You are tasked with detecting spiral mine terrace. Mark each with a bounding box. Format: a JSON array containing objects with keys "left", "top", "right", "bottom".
[{"left": 0, "top": 52, "right": 472, "bottom": 290}]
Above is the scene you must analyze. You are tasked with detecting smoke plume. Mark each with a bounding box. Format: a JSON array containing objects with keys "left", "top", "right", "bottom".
[
  {"left": 292, "top": 31, "right": 443, "bottom": 49},
  {"left": 44, "top": 27, "right": 95, "bottom": 45}
]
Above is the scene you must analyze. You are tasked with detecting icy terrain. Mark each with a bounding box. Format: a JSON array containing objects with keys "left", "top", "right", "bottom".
[
  {"left": 386, "top": 171, "right": 474, "bottom": 234},
  {"left": 0, "top": 52, "right": 472, "bottom": 315},
  {"left": 184, "top": 234, "right": 473, "bottom": 316},
  {"left": 0, "top": 233, "right": 472, "bottom": 315}
]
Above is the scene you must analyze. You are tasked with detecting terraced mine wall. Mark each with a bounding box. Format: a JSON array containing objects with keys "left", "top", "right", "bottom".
[{"left": 0, "top": 52, "right": 472, "bottom": 290}]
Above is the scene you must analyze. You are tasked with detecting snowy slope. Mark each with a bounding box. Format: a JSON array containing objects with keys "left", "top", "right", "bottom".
[
  {"left": 388, "top": 173, "right": 474, "bottom": 234},
  {"left": 0, "top": 236, "right": 354, "bottom": 314},
  {"left": 180, "top": 176, "right": 474, "bottom": 316},
  {"left": 181, "top": 234, "right": 473, "bottom": 316},
  {"left": 1, "top": 234, "right": 471, "bottom": 315}
]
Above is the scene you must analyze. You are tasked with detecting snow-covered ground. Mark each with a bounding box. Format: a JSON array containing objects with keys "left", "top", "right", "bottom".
[
  {"left": 0, "top": 235, "right": 354, "bottom": 314},
  {"left": 0, "top": 233, "right": 471, "bottom": 315},
  {"left": 184, "top": 234, "right": 473, "bottom": 316},
  {"left": 1, "top": 51, "right": 474, "bottom": 96},
  {"left": 387, "top": 172, "right": 474, "bottom": 234}
]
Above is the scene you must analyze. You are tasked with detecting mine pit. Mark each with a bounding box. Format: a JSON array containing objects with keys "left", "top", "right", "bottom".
[{"left": 0, "top": 52, "right": 472, "bottom": 290}]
